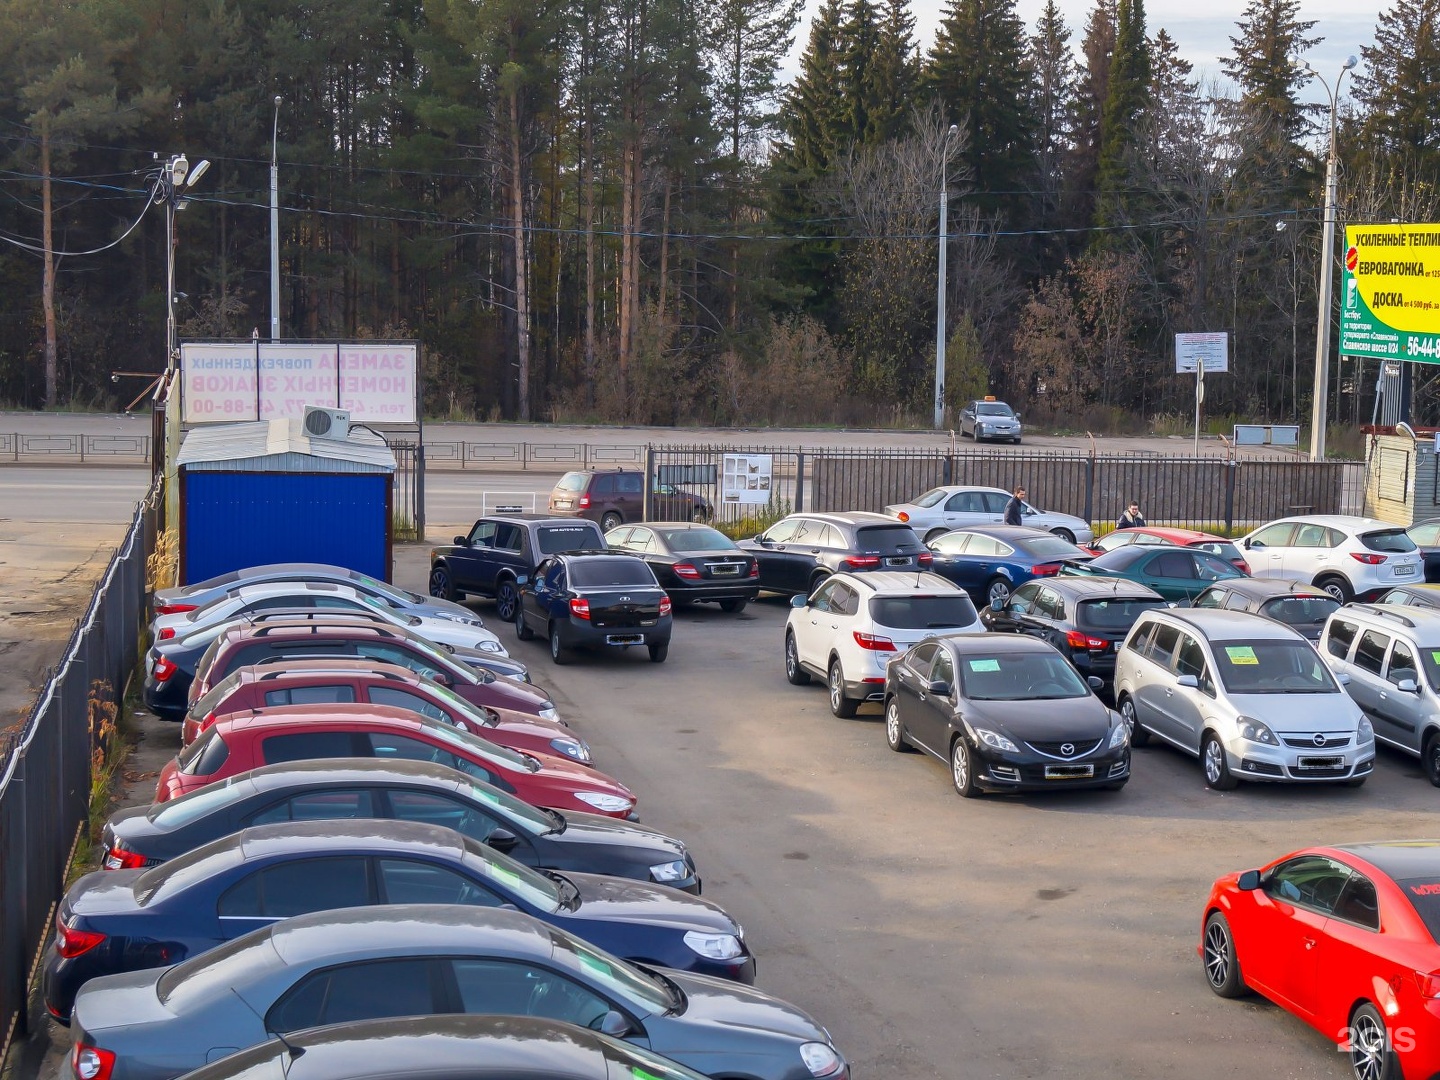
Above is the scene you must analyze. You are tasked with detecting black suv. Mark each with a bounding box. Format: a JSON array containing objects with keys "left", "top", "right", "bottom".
[
  {"left": 979, "top": 576, "right": 1165, "bottom": 689},
  {"left": 515, "top": 552, "right": 673, "bottom": 664},
  {"left": 548, "top": 470, "right": 713, "bottom": 530},
  {"left": 735, "top": 512, "right": 929, "bottom": 595},
  {"left": 430, "top": 516, "right": 606, "bottom": 620}
]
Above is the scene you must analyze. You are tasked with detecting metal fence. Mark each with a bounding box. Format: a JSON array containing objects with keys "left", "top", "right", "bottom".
[
  {"left": 643, "top": 446, "right": 1366, "bottom": 532},
  {"left": 0, "top": 480, "right": 159, "bottom": 1068}
]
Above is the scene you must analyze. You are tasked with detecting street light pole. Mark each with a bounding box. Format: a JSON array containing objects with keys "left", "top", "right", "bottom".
[
  {"left": 1306, "top": 56, "right": 1358, "bottom": 462},
  {"left": 934, "top": 123, "right": 958, "bottom": 430},
  {"left": 270, "top": 96, "right": 281, "bottom": 341}
]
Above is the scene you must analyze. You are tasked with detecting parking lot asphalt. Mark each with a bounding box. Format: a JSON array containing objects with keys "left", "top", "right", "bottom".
[{"left": 27, "top": 530, "right": 1435, "bottom": 1080}]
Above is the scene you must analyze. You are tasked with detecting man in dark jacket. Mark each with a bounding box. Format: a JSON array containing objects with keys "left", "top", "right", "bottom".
[
  {"left": 1116, "top": 501, "right": 1147, "bottom": 530},
  {"left": 1004, "top": 487, "right": 1027, "bottom": 526}
]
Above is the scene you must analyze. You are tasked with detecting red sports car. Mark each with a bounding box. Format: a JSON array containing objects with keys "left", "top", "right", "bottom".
[
  {"left": 1088, "top": 526, "right": 1250, "bottom": 573},
  {"left": 155, "top": 703, "right": 637, "bottom": 819},
  {"left": 1201, "top": 842, "right": 1440, "bottom": 1080}
]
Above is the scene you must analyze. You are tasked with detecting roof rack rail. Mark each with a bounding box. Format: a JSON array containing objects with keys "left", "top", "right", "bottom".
[{"left": 1352, "top": 604, "right": 1417, "bottom": 628}]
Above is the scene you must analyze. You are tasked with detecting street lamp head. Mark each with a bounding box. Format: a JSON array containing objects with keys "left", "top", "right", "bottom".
[
  {"left": 274, "top": 95, "right": 282, "bottom": 107},
  {"left": 169, "top": 154, "right": 188, "bottom": 187},
  {"left": 1343, "top": 55, "right": 1358, "bottom": 71},
  {"left": 1275, "top": 220, "right": 1287, "bottom": 232},
  {"left": 184, "top": 158, "right": 210, "bottom": 188},
  {"left": 947, "top": 124, "right": 958, "bottom": 137}
]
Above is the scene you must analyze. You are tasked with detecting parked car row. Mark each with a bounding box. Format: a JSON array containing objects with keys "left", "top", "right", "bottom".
[{"left": 60, "top": 562, "right": 849, "bottom": 1080}]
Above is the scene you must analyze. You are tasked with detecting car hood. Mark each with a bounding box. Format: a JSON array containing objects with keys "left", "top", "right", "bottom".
[
  {"left": 965, "top": 696, "right": 1114, "bottom": 741},
  {"left": 530, "top": 755, "right": 634, "bottom": 800},
  {"left": 414, "top": 596, "right": 485, "bottom": 622},
  {"left": 1225, "top": 691, "right": 1362, "bottom": 730},
  {"left": 467, "top": 678, "right": 554, "bottom": 713},
  {"left": 656, "top": 969, "right": 830, "bottom": 1044},
  {"left": 568, "top": 873, "right": 735, "bottom": 934},
  {"left": 66, "top": 869, "right": 145, "bottom": 916},
  {"left": 553, "top": 811, "right": 685, "bottom": 859}
]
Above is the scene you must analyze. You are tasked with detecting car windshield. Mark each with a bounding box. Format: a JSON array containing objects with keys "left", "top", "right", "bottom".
[
  {"left": 133, "top": 842, "right": 232, "bottom": 907},
  {"left": 603, "top": 1042, "right": 711, "bottom": 1080},
  {"left": 855, "top": 526, "right": 923, "bottom": 552},
  {"left": 1212, "top": 639, "right": 1339, "bottom": 694},
  {"left": 1362, "top": 529, "right": 1418, "bottom": 553},
  {"left": 550, "top": 929, "right": 675, "bottom": 1013},
  {"left": 656, "top": 527, "right": 734, "bottom": 551},
  {"left": 977, "top": 402, "right": 1014, "bottom": 416},
  {"left": 912, "top": 488, "right": 949, "bottom": 509},
  {"left": 188, "top": 671, "right": 242, "bottom": 720},
  {"left": 568, "top": 560, "right": 657, "bottom": 587},
  {"left": 461, "top": 836, "right": 561, "bottom": 911},
  {"left": 157, "top": 932, "right": 278, "bottom": 1005},
  {"left": 869, "top": 595, "right": 977, "bottom": 629},
  {"left": 419, "top": 680, "right": 498, "bottom": 727},
  {"left": 423, "top": 719, "right": 536, "bottom": 772},
  {"left": 957, "top": 652, "right": 1091, "bottom": 700},
  {"left": 1193, "top": 540, "right": 1244, "bottom": 564},
  {"left": 1076, "top": 598, "right": 1167, "bottom": 630},
  {"left": 1015, "top": 534, "right": 1085, "bottom": 560},
  {"left": 538, "top": 526, "right": 605, "bottom": 555},
  {"left": 1399, "top": 878, "right": 1440, "bottom": 943},
  {"left": 459, "top": 777, "right": 556, "bottom": 836},
  {"left": 147, "top": 776, "right": 249, "bottom": 825},
  {"left": 1258, "top": 596, "right": 1340, "bottom": 626},
  {"left": 355, "top": 573, "right": 423, "bottom": 604},
  {"left": 555, "top": 472, "right": 587, "bottom": 492}
]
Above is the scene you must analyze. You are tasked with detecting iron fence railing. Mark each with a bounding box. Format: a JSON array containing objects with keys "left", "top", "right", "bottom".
[{"left": 0, "top": 480, "right": 159, "bottom": 1068}]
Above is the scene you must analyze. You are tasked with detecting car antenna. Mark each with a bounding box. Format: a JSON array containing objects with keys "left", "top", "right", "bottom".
[{"left": 229, "top": 988, "right": 306, "bottom": 1063}]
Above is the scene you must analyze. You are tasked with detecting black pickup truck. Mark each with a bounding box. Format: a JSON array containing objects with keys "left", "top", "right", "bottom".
[{"left": 429, "top": 515, "right": 606, "bottom": 620}]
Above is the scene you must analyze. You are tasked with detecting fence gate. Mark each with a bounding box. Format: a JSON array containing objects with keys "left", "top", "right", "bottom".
[{"left": 383, "top": 433, "right": 425, "bottom": 542}]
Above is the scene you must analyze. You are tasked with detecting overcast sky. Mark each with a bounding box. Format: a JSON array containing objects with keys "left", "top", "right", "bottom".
[{"left": 783, "top": 0, "right": 1386, "bottom": 107}]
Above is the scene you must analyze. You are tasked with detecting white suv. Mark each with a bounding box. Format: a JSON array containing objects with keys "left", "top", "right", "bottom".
[
  {"left": 784, "top": 572, "right": 983, "bottom": 717},
  {"left": 1236, "top": 515, "right": 1422, "bottom": 602}
]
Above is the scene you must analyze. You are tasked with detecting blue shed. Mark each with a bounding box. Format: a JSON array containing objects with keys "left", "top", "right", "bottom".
[{"left": 177, "top": 419, "right": 396, "bottom": 584}]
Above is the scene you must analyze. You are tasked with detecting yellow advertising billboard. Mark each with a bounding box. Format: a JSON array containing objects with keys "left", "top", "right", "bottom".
[{"left": 1339, "top": 224, "right": 1440, "bottom": 361}]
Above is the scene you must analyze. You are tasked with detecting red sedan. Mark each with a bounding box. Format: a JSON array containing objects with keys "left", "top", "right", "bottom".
[
  {"left": 1201, "top": 842, "right": 1440, "bottom": 1080},
  {"left": 155, "top": 703, "right": 638, "bottom": 819},
  {"left": 1088, "top": 526, "right": 1250, "bottom": 573}
]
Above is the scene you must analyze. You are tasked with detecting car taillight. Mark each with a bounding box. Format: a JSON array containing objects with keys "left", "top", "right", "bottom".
[
  {"left": 748, "top": 561, "right": 759, "bottom": 578},
  {"left": 896, "top": 511, "right": 910, "bottom": 522},
  {"left": 157, "top": 626, "right": 175, "bottom": 641},
  {"left": 154, "top": 603, "right": 196, "bottom": 615},
  {"left": 1416, "top": 970, "right": 1440, "bottom": 998},
  {"left": 842, "top": 555, "right": 882, "bottom": 569},
  {"left": 1065, "top": 631, "right": 1109, "bottom": 650},
  {"left": 152, "top": 656, "right": 178, "bottom": 683},
  {"left": 1236, "top": 562, "right": 1251, "bottom": 574},
  {"left": 917, "top": 551, "right": 933, "bottom": 565},
  {"left": 55, "top": 913, "right": 106, "bottom": 959},
  {"left": 103, "top": 843, "right": 148, "bottom": 870},
  {"left": 659, "top": 597, "right": 672, "bottom": 616},
  {"left": 1351, "top": 553, "right": 1386, "bottom": 565},
  {"left": 673, "top": 563, "right": 700, "bottom": 580},
  {"left": 569, "top": 598, "right": 591, "bottom": 620},
  {"left": 579, "top": 493, "right": 591, "bottom": 508},
  {"left": 853, "top": 631, "right": 896, "bottom": 651},
  {"left": 71, "top": 1044, "right": 116, "bottom": 1080},
  {"left": 1032, "top": 563, "right": 1062, "bottom": 576}
]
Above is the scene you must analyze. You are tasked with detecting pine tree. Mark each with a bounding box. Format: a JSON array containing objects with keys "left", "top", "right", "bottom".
[
  {"left": 1352, "top": 0, "right": 1440, "bottom": 158},
  {"left": 1221, "top": 0, "right": 1320, "bottom": 144},
  {"left": 781, "top": 0, "right": 848, "bottom": 175},
  {"left": 1094, "top": 0, "right": 1150, "bottom": 230},
  {"left": 839, "top": 0, "right": 884, "bottom": 145},
  {"left": 709, "top": 0, "right": 804, "bottom": 164},
  {"left": 1148, "top": 28, "right": 1202, "bottom": 158},
  {"left": 1065, "top": 0, "right": 1116, "bottom": 234},
  {"left": 869, "top": 0, "right": 920, "bottom": 140},
  {"left": 1030, "top": 3, "right": 1077, "bottom": 205},
  {"left": 923, "top": 0, "right": 1039, "bottom": 222}
]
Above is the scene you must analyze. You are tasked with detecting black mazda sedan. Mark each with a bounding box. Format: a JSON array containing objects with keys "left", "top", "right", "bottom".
[{"left": 882, "top": 634, "right": 1130, "bottom": 796}]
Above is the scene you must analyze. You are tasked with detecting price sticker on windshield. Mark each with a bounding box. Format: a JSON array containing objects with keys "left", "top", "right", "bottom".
[
  {"left": 968, "top": 659, "right": 1001, "bottom": 672},
  {"left": 1224, "top": 646, "right": 1259, "bottom": 665},
  {"left": 1431, "top": 651, "right": 1440, "bottom": 666}
]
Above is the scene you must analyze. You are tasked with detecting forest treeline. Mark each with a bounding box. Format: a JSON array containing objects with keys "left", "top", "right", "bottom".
[{"left": 0, "top": 0, "right": 1437, "bottom": 428}]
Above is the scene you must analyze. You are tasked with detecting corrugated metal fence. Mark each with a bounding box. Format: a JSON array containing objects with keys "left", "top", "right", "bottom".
[{"left": 0, "top": 480, "right": 159, "bottom": 1068}]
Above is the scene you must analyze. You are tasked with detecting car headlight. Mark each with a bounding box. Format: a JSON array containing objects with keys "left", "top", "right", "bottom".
[
  {"left": 573, "top": 791, "right": 633, "bottom": 813},
  {"left": 682, "top": 930, "right": 744, "bottom": 960},
  {"left": 538, "top": 706, "right": 560, "bottom": 721},
  {"left": 478, "top": 639, "right": 506, "bottom": 654},
  {"left": 973, "top": 728, "right": 1019, "bottom": 753},
  {"left": 550, "top": 737, "right": 592, "bottom": 763},
  {"left": 649, "top": 859, "right": 689, "bottom": 883},
  {"left": 1358, "top": 715, "right": 1375, "bottom": 743},
  {"left": 1237, "top": 716, "right": 1278, "bottom": 745},
  {"left": 435, "top": 611, "right": 485, "bottom": 627},
  {"left": 1107, "top": 720, "right": 1130, "bottom": 749},
  {"left": 799, "top": 1042, "right": 844, "bottom": 1078}
]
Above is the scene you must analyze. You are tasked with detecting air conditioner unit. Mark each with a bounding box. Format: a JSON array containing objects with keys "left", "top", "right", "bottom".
[{"left": 302, "top": 406, "right": 351, "bottom": 440}]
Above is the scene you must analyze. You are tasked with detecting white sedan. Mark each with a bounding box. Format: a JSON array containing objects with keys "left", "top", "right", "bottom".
[{"left": 883, "top": 486, "right": 1094, "bottom": 545}]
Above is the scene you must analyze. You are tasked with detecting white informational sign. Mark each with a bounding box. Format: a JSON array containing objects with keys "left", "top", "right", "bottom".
[
  {"left": 722, "top": 453, "right": 773, "bottom": 505},
  {"left": 181, "top": 343, "right": 417, "bottom": 423},
  {"left": 1176, "top": 332, "right": 1230, "bottom": 373}
]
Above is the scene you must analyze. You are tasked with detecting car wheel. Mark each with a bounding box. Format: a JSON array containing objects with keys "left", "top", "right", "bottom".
[
  {"left": 691, "top": 507, "right": 709, "bottom": 523},
  {"left": 885, "top": 697, "right": 912, "bottom": 752},
  {"left": 810, "top": 569, "right": 831, "bottom": 593},
  {"left": 1118, "top": 695, "right": 1149, "bottom": 747},
  {"left": 719, "top": 598, "right": 747, "bottom": 614},
  {"left": 1315, "top": 573, "right": 1353, "bottom": 603},
  {"left": 648, "top": 642, "right": 668, "bottom": 663},
  {"left": 548, "top": 623, "right": 569, "bottom": 665},
  {"left": 1202, "top": 732, "right": 1238, "bottom": 790},
  {"left": 601, "top": 511, "right": 622, "bottom": 531},
  {"left": 1202, "top": 912, "right": 1247, "bottom": 998},
  {"left": 1424, "top": 733, "right": 1440, "bottom": 787},
  {"left": 515, "top": 604, "right": 534, "bottom": 641},
  {"left": 785, "top": 631, "right": 811, "bottom": 685},
  {"left": 950, "top": 736, "right": 979, "bottom": 798},
  {"left": 1349, "top": 1003, "right": 1402, "bottom": 1080},
  {"left": 828, "top": 658, "right": 859, "bottom": 718},
  {"left": 1050, "top": 528, "right": 1076, "bottom": 544},
  {"left": 924, "top": 528, "right": 949, "bottom": 544},
  {"left": 495, "top": 579, "right": 519, "bottom": 622},
  {"left": 1012, "top": 438, "right": 1022, "bottom": 445},
  {"left": 428, "top": 565, "right": 456, "bottom": 601},
  {"left": 986, "top": 577, "right": 1011, "bottom": 607}
]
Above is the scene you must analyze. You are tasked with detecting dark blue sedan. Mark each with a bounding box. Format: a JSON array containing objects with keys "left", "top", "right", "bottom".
[
  {"left": 926, "top": 525, "right": 1092, "bottom": 607},
  {"left": 43, "top": 819, "right": 753, "bottom": 1022}
]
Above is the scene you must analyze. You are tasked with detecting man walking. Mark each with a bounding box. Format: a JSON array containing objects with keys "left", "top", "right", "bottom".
[
  {"left": 1116, "top": 501, "right": 1147, "bottom": 530},
  {"left": 1004, "top": 487, "right": 1026, "bottom": 526}
]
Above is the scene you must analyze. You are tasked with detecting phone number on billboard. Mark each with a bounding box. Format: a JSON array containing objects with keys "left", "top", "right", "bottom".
[{"left": 1406, "top": 336, "right": 1440, "bottom": 358}]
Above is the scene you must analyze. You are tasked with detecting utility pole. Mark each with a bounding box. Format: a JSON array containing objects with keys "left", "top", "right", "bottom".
[
  {"left": 270, "top": 96, "right": 281, "bottom": 341},
  {"left": 934, "top": 124, "right": 958, "bottom": 429}
]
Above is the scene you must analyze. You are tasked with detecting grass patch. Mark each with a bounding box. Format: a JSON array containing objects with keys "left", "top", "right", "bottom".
[{"left": 714, "top": 498, "right": 792, "bottom": 541}]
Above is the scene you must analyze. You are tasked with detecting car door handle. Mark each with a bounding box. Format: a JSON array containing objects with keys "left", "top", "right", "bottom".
[
  {"left": 1303, "top": 938, "right": 1317, "bottom": 950},
  {"left": 1164, "top": 688, "right": 1174, "bottom": 697},
  {"left": 1380, "top": 691, "right": 1389, "bottom": 700},
  {"left": 809, "top": 549, "right": 821, "bottom": 555}
]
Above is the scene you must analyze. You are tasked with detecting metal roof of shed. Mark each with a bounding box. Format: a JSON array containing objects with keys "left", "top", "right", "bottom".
[{"left": 177, "top": 419, "right": 396, "bottom": 473}]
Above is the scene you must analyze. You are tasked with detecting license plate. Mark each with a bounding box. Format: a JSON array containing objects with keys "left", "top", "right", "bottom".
[
  {"left": 606, "top": 633, "right": 644, "bottom": 645},
  {"left": 1044, "top": 764, "right": 1095, "bottom": 780},
  {"left": 555, "top": 498, "right": 573, "bottom": 508},
  {"left": 885, "top": 556, "right": 911, "bottom": 566},
  {"left": 711, "top": 564, "right": 740, "bottom": 576},
  {"left": 1395, "top": 564, "right": 1416, "bottom": 575},
  {"left": 1298, "top": 756, "right": 1344, "bottom": 769}
]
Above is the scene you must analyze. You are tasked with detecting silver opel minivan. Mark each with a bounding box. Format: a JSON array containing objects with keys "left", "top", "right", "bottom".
[{"left": 1114, "top": 608, "right": 1374, "bottom": 789}]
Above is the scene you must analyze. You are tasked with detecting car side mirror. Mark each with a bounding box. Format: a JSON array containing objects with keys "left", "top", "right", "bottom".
[
  {"left": 1014, "top": 413, "right": 1022, "bottom": 422},
  {"left": 1237, "top": 870, "right": 1261, "bottom": 891},
  {"left": 1176, "top": 674, "right": 1199, "bottom": 689},
  {"left": 454, "top": 535, "right": 470, "bottom": 546},
  {"left": 1399, "top": 678, "right": 1419, "bottom": 694},
  {"left": 487, "top": 827, "right": 519, "bottom": 853},
  {"left": 597, "top": 1011, "right": 632, "bottom": 1038},
  {"left": 926, "top": 679, "right": 951, "bottom": 695},
  {"left": 1338, "top": 672, "right": 1351, "bottom": 685},
  {"left": 431, "top": 670, "right": 453, "bottom": 687},
  {"left": 790, "top": 594, "right": 809, "bottom": 608},
  {"left": 1244, "top": 539, "right": 1257, "bottom": 549},
  {"left": 1087, "top": 676, "right": 1104, "bottom": 689}
]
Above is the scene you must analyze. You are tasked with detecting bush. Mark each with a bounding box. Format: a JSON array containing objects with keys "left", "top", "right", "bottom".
[{"left": 715, "top": 497, "right": 792, "bottom": 540}]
